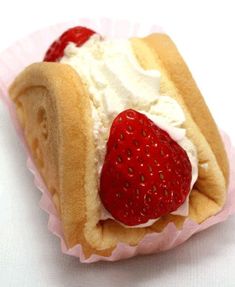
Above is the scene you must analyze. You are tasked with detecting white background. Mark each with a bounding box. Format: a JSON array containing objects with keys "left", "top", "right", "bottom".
[{"left": 0, "top": 0, "right": 235, "bottom": 286}]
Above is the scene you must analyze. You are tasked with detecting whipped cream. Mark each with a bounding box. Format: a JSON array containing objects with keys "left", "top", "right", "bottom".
[{"left": 60, "top": 35, "right": 198, "bottom": 228}]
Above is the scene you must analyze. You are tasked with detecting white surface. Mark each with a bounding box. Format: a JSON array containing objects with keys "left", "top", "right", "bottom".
[{"left": 0, "top": 0, "right": 235, "bottom": 286}]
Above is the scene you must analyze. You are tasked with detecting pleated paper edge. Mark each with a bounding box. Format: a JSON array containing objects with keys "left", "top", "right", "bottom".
[{"left": 0, "top": 18, "right": 234, "bottom": 263}]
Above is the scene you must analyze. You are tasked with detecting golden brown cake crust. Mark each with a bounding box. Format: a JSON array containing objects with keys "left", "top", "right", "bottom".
[
  {"left": 9, "top": 63, "right": 99, "bottom": 257},
  {"left": 144, "top": 34, "right": 229, "bottom": 183},
  {"left": 9, "top": 33, "right": 229, "bottom": 258}
]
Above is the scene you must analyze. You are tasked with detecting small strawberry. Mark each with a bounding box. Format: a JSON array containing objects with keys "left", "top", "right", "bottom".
[
  {"left": 43, "top": 26, "right": 96, "bottom": 62},
  {"left": 99, "top": 109, "right": 192, "bottom": 226}
]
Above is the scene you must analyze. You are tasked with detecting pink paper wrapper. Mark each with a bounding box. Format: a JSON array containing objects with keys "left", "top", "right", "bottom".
[{"left": 0, "top": 18, "right": 235, "bottom": 263}]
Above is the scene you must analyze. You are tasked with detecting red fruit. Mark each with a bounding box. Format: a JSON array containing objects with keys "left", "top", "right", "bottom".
[
  {"left": 44, "top": 26, "right": 96, "bottom": 62},
  {"left": 99, "top": 109, "right": 192, "bottom": 226}
]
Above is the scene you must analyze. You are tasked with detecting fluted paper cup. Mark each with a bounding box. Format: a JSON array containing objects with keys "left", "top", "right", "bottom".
[{"left": 0, "top": 18, "right": 234, "bottom": 263}]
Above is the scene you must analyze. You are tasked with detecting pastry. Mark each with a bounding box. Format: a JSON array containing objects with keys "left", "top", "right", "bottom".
[{"left": 9, "top": 26, "right": 229, "bottom": 258}]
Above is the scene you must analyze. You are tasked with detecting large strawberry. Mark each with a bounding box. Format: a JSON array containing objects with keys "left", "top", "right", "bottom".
[
  {"left": 100, "top": 109, "right": 192, "bottom": 226},
  {"left": 44, "top": 26, "right": 96, "bottom": 62}
]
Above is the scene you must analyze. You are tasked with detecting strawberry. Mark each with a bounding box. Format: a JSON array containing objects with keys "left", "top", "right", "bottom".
[
  {"left": 99, "top": 109, "right": 192, "bottom": 226},
  {"left": 43, "top": 26, "right": 96, "bottom": 62}
]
